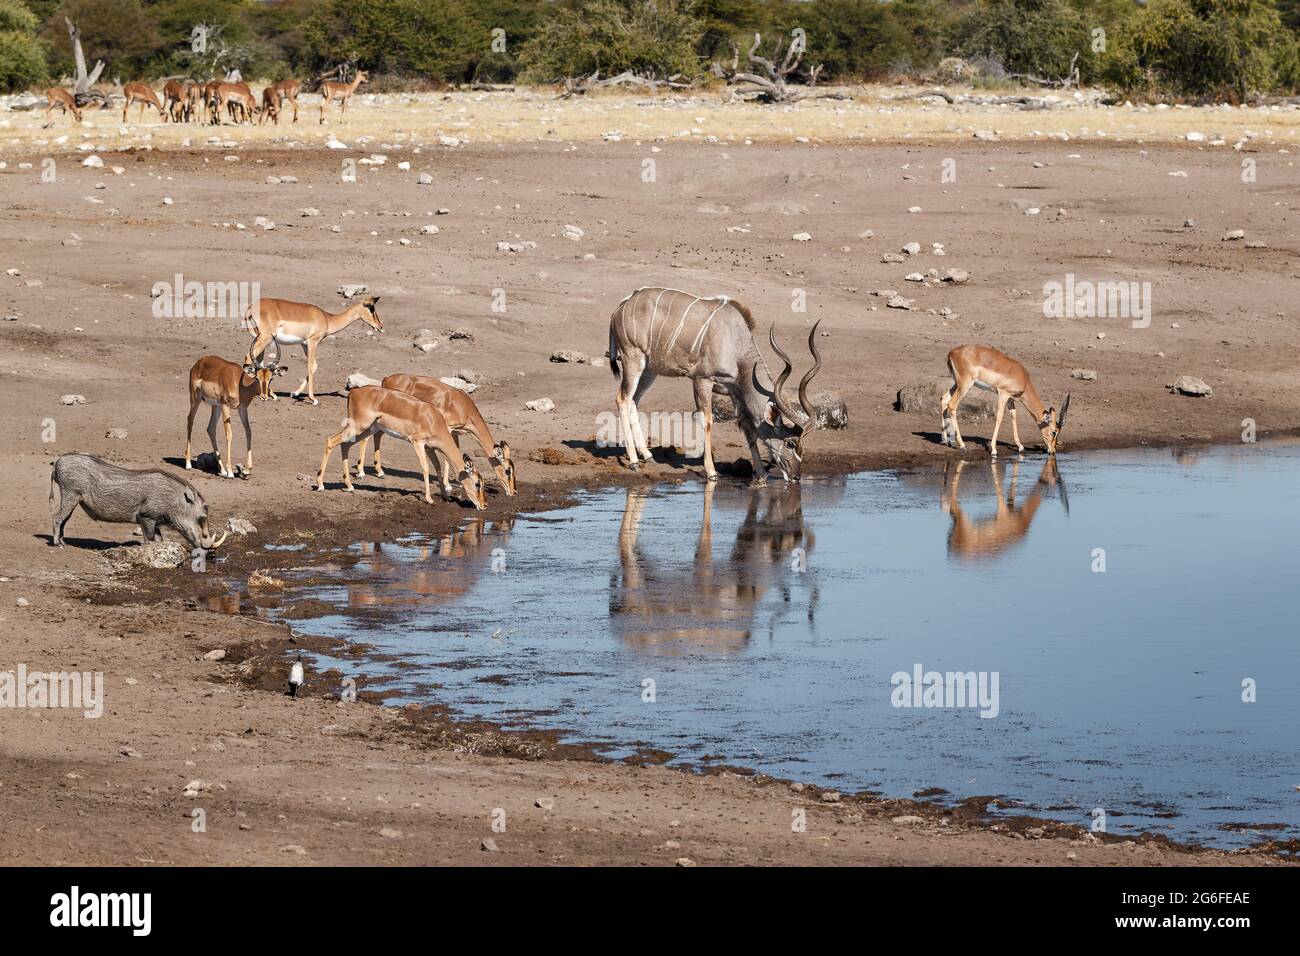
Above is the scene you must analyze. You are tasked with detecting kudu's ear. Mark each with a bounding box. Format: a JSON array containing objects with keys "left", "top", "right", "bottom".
[{"left": 764, "top": 402, "right": 779, "bottom": 426}]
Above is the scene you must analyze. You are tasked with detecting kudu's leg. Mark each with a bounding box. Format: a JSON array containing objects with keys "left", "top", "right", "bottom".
[
  {"left": 616, "top": 352, "right": 646, "bottom": 470},
  {"left": 629, "top": 371, "right": 656, "bottom": 461},
  {"left": 692, "top": 379, "right": 718, "bottom": 481}
]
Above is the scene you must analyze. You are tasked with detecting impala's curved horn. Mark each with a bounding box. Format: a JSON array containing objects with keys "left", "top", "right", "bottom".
[
  {"left": 1057, "top": 392, "right": 1072, "bottom": 432},
  {"left": 768, "top": 325, "right": 800, "bottom": 425},
  {"left": 796, "top": 320, "right": 823, "bottom": 431}
]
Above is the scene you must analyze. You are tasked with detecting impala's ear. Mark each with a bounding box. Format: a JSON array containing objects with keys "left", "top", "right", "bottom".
[
  {"left": 243, "top": 363, "right": 257, "bottom": 377},
  {"left": 365, "top": 295, "right": 380, "bottom": 308},
  {"left": 462, "top": 453, "right": 473, "bottom": 468},
  {"left": 491, "top": 444, "right": 503, "bottom": 462},
  {"left": 499, "top": 441, "right": 511, "bottom": 460},
  {"left": 275, "top": 365, "right": 288, "bottom": 377}
]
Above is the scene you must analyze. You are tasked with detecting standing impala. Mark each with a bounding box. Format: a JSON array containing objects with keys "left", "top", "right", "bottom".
[
  {"left": 216, "top": 81, "right": 257, "bottom": 124},
  {"left": 122, "top": 82, "right": 165, "bottom": 122},
  {"left": 244, "top": 295, "right": 383, "bottom": 405},
  {"left": 941, "top": 345, "right": 1070, "bottom": 457},
  {"left": 316, "top": 386, "right": 487, "bottom": 509},
  {"left": 319, "top": 69, "right": 367, "bottom": 124},
  {"left": 608, "top": 287, "right": 824, "bottom": 484},
  {"left": 355, "top": 374, "right": 516, "bottom": 496},
  {"left": 185, "top": 341, "right": 287, "bottom": 479},
  {"left": 162, "top": 79, "right": 187, "bottom": 122},
  {"left": 43, "top": 88, "right": 82, "bottom": 126}
]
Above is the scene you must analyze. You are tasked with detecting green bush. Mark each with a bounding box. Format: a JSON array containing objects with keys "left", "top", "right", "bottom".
[
  {"left": 519, "top": 0, "right": 703, "bottom": 82},
  {"left": 948, "top": 0, "right": 1092, "bottom": 80},
  {"left": 0, "top": 0, "right": 47, "bottom": 91}
]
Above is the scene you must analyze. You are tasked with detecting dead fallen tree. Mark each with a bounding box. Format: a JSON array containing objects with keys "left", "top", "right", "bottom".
[
  {"left": 65, "top": 17, "right": 110, "bottom": 108},
  {"left": 712, "top": 33, "right": 850, "bottom": 103},
  {"left": 559, "top": 70, "right": 692, "bottom": 98}
]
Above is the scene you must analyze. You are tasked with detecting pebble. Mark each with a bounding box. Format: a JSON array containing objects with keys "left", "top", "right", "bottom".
[{"left": 525, "top": 398, "right": 555, "bottom": 413}]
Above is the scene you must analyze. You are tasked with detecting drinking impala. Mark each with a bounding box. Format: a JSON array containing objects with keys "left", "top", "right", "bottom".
[
  {"left": 355, "top": 374, "right": 516, "bottom": 496},
  {"left": 941, "top": 345, "right": 1070, "bottom": 457},
  {"left": 316, "top": 386, "right": 487, "bottom": 509}
]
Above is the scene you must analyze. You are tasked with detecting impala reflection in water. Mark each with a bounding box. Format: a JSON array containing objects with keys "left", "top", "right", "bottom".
[{"left": 262, "top": 441, "right": 1300, "bottom": 848}]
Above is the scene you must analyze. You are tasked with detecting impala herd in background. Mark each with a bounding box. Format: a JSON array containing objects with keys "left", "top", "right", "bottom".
[{"left": 43, "top": 73, "right": 344, "bottom": 129}]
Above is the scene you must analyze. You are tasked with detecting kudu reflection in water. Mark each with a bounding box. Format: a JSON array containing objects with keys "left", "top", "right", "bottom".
[
  {"left": 941, "top": 457, "right": 1067, "bottom": 559},
  {"left": 611, "top": 482, "right": 818, "bottom": 655}
]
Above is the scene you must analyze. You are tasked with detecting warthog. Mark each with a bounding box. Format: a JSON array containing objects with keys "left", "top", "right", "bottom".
[{"left": 49, "top": 453, "right": 229, "bottom": 549}]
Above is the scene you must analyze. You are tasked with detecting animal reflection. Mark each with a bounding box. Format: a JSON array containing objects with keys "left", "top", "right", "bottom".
[
  {"left": 941, "top": 457, "right": 1067, "bottom": 559},
  {"left": 342, "top": 516, "right": 514, "bottom": 610},
  {"left": 611, "top": 483, "right": 816, "bottom": 655}
]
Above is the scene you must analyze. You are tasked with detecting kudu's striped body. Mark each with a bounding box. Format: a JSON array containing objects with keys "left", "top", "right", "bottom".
[
  {"left": 355, "top": 374, "right": 516, "bottom": 496},
  {"left": 609, "top": 287, "right": 823, "bottom": 484}
]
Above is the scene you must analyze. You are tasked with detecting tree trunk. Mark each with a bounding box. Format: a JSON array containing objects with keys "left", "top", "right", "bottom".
[{"left": 65, "top": 18, "right": 105, "bottom": 97}]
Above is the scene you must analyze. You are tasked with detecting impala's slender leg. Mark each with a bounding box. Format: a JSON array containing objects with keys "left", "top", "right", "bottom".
[
  {"left": 185, "top": 391, "right": 200, "bottom": 469},
  {"left": 1008, "top": 398, "right": 1024, "bottom": 453},
  {"left": 630, "top": 371, "right": 656, "bottom": 461},
  {"left": 354, "top": 436, "right": 370, "bottom": 477},
  {"left": 989, "top": 391, "right": 1009, "bottom": 458},
  {"left": 292, "top": 342, "right": 310, "bottom": 398},
  {"left": 316, "top": 421, "right": 360, "bottom": 491},
  {"left": 411, "top": 441, "right": 436, "bottom": 504},
  {"left": 239, "top": 405, "right": 253, "bottom": 475},
  {"left": 221, "top": 406, "right": 235, "bottom": 478},
  {"left": 205, "top": 405, "right": 221, "bottom": 473},
  {"left": 693, "top": 379, "right": 718, "bottom": 481},
  {"left": 372, "top": 432, "right": 385, "bottom": 477},
  {"left": 304, "top": 340, "right": 320, "bottom": 405},
  {"left": 943, "top": 377, "right": 975, "bottom": 451}
]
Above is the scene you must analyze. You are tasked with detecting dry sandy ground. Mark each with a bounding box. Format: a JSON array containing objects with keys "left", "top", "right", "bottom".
[{"left": 1, "top": 98, "right": 1297, "bottom": 866}]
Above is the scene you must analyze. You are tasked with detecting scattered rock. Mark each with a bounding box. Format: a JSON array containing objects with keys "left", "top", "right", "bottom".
[
  {"left": 1169, "top": 375, "right": 1211, "bottom": 397},
  {"left": 525, "top": 398, "right": 555, "bottom": 413},
  {"left": 81, "top": 155, "right": 103, "bottom": 168},
  {"left": 886, "top": 295, "right": 913, "bottom": 310},
  {"left": 480, "top": 837, "right": 499, "bottom": 852},
  {"left": 202, "top": 649, "right": 227, "bottom": 662},
  {"left": 419, "top": 224, "right": 439, "bottom": 235},
  {"left": 895, "top": 381, "right": 994, "bottom": 420},
  {"left": 379, "top": 827, "right": 402, "bottom": 839},
  {"left": 105, "top": 541, "right": 188, "bottom": 569},
  {"left": 941, "top": 268, "right": 970, "bottom": 284},
  {"left": 1222, "top": 229, "right": 1245, "bottom": 241},
  {"left": 550, "top": 349, "right": 590, "bottom": 364},
  {"left": 881, "top": 253, "right": 905, "bottom": 264},
  {"left": 562, "top": 224, "right": 584, "bottom": 241},
  {"left": 412, "top": 329, "right": 438, "bottom": 353},
  {"left": 439, "top": 376, "right": 476, "bottom": 393},
  {"left": 15, "top": 598, "right": 29, "bottom": 607},
  {"left": 902, "top": 242, "right": 921, "bottom": 256},
  {"left": 792, "top": 232, "right": 812, "bottom": 242},
  {"left": 674, "top": 857, "right": 696, "bottom": 867},
  {"left": 821, "top": 790, "right": 842, "bottom": 803},
  {"left": 1071, "top": 368, "right": 1098, "bottom": 381},
  {"left": 60, "top": 394, "right": 87, "bottom": 405},
  {"left": 535, "top": 798, "right": 555, "bottom": 810},
  {"left": 347, "top": 372, "right": 382, "bottom": 390},
  {"left": 226, "top": 517, "right": 257, "bottom": 536},
  {"left": 892, "top": 815, "right": 926, "bottom": 825},
  {"left": 812, "top": 390, "right": 849, "bottom": 430},
  {"left": 337, "top": 284, "right": 368, "bottom": 298},
  {"left": 105, "top": 427, "right": 128, "bottom": 440},
  {"left": 417, "top": 172, "right": 433, "bottom": 185},
  {"left": 496, "top": 240, "right": 536, "bottom": 253}
]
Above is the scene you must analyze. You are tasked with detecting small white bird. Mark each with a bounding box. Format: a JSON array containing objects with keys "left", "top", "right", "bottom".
[{"left": 288, "top": 652, "right": 305, "bottom": 698}]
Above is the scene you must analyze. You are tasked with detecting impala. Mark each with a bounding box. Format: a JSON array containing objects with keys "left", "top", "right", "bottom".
[
  {"left": 216, "top": 82, "right": 257, "bottom": 124},
  {"left": 355, "top": 374, "right": 516, "bottom": 496},
  {"left": 315, "top": 386, "right": 487, "bottom": 509},
  {"left": 122, "top": 82, "right": 165, "bottom": 123},
  {"left": 266, "top": 78, "right": 300, "bottom": 123},
  {"left": 319, "top": 69, "right": 368, "bottom": 124},
  {"left": 182, "top": 82, "right": 202, "bottom": 123},
  {"left": 43, "top": 88, "right": 82, "bottom": 126},
  {"left": 202, "top": 79, "right": 222, "bottom": 124},
  {"left": 608, "top": 287, "right": 824, "bottom": 484},
  {"left": 185, "top": 341, "right": 287, "bottom": 479},
  {"left": 941, "top": 345, "right": 1070, "bottom": 457},
  {"left": 162, "top": 79, "right": 187, "bottom": 122},
  {"left": 243, "top": 295, "right": 383, "bottom": 405},
  {"left": 258, "top": 85, "right": 279, "bottom": 125}
]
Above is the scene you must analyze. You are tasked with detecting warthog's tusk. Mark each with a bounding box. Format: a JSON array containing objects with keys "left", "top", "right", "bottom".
[{"left": 209, "top": 530, "right": 229, "bottom": 549}]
